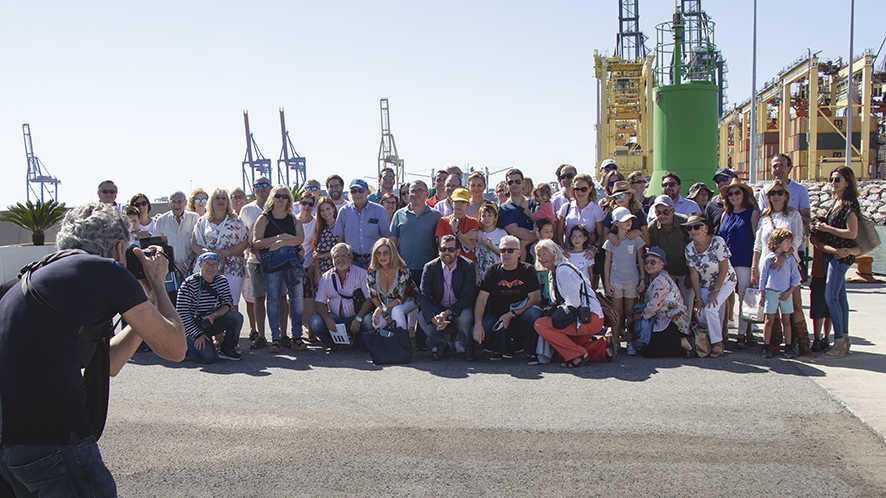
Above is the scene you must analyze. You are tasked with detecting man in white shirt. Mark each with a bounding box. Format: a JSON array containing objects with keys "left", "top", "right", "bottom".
[
  {"left": 239, "top": 177, "right": 273, "bottom": 348},
  {"left": 152, "top": 191, "right": 199, "bottom": 300},
  {"left": 433, "top": 173, "right": 463, "bottom": 217},
  {"left": 325, "top": 174, "right": 347, "bottom": 212},
  {"left": 97, "top": 180, "right": 124, "bottom": 211},
  {"left": 646, "top": 173, "right": 701, "bottom": 223}
]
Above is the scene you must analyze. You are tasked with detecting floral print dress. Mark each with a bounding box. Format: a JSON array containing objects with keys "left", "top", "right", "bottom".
[
  {"left": 192, "top": 216, "right": 247, "bottom": 278},
  {"left": 314, "top": 226, "right": 338, "bottom": 274},
  {"left": 684, "top": 235, "right": 738, "bottom": 296},
  {"left": 367, "top": 266, "right": 417, "bottom": 307},
  {"left": 642, "top": 271, "right": 689, "bottom": 336}
]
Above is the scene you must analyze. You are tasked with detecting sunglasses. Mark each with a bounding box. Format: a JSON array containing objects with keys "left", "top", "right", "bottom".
[
  {"left": 829, "top": 176, "right": 842, "bottom": 184},
  {"left": 507, "top": 179, "right": 522, "bottom": 185},
  {"left": 714, "top": 176, "right": 730, "bottom": 183},
  {"left": 662, "top": 182, "right": 678, "bottom": 188},
  {"left": 613, "top": 192, "right": 628, "bottom": 199},
  {"left": 350, "top": 188, "right": 365, "bottom": 194},
  {"left": 768, "top": 190, "right": 786, "bottom": 197},
  {"left": 100, "top": 189, "right": 117, "bottom": 195},
  {"left": 304, "top": 185, "right": 320, "bottom": 191},
  {"left": 687, "top": 223, "right": 705, "bottom": 231},
  {"left": 573, "top": 186, "right": 589, "bottom": 193},
  {"left": 603, "top": 165, "right": 617, "bottom": 171},
  {"left": 439, "top": 246, "right": 458, "bottom": 253},
  {"left": 194, "top": 198, "right": 208, "bottom": 204},
  {"left": 727, "top": 190, "right": 743, "bottom": 197},
  {"left": 630, "top": 180, "right": 646, "bottom": 185},
  {"left": 253, "top": 182, "right": 270, "bottom": 188},
  {"left": 274, "top": 194, "right": 291, "bottom": 200},
  {"left": 500, "top": 247, "right": 519, "bottom": 254},
  {"left": 559, "top": 172, "right": 576, "bottom": 180},
  {"left": 133, "top": 200, "right": 148, "bottom": 207},
  {"left": 232, "top": 194, "right": 246, "bottom": 199},
  {"left": 213, "top": 196, "right": 227, "bottom": 201},
  {"left": 300, "top": 200, "right": 315, "bottom": 207}
]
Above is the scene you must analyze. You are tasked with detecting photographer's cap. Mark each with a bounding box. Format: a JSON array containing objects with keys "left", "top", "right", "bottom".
[{"left": 197, "top": 252, "right": 219, "bottom": 264}]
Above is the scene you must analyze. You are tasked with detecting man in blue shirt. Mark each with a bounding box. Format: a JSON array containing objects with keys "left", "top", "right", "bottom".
[
  {"left": 497, "top": 168, "right": 537, "bottom": 255},
  {"left": 389, "top": 180, "right": 442, "bottom": 286},
  {"left": 333, "top": 179, "right": 391, "bottom": 269}
]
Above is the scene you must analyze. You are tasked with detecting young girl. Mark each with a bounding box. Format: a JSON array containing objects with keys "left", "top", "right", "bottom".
[
  {"left": 566, "top": 225, "right": 595, "bottom": 282},
  {"left": 757, "top": 228, "right": 801, "bottom": 358},
  {"left": 602, "top": 207, "right": 646, "bottom": 347},
  {"left": 475, "top": 203, "right": 508, "bottom": 283},
  {"left": 531, "top": 183, "right": 555, "bottom": 225}
]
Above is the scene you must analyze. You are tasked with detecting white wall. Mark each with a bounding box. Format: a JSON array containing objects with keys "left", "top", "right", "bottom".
[{"left": 0, "top": 245, "right": 57, "bottom": 282}]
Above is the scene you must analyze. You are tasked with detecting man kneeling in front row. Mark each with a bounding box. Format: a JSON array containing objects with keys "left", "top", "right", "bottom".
[{"left": 309, "top": 243, "right": 374, "bottom": 351}]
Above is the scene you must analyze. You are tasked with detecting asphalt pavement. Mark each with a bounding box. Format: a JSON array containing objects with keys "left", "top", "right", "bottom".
[{"left": 100, "top": 279, "right": 886, "bottom": 497}]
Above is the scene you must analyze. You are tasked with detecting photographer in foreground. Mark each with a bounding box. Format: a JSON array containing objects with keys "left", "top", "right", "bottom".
[{"left": 0, "top": 203, "right": 186, "bottom": 497}]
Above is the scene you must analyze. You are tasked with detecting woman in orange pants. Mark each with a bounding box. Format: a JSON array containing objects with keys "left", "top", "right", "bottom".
[{"left": 534, "top": 240, "right": 613, "bottom": 367}]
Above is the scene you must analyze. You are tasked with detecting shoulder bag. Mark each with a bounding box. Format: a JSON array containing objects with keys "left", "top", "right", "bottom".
[{"left": 259, "top": 213, "right": 303, "bottom": 273}]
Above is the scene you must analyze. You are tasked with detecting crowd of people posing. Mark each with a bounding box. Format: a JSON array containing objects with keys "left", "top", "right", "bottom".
[{"left": 100, "top": 152, "right": 862, "bottom": 366}]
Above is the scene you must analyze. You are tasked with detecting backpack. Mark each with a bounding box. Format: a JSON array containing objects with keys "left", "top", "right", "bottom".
[{"left": 0, "top": 249, "right": 114, "bottom": 441}]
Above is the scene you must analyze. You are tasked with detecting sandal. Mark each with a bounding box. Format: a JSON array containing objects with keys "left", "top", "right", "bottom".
[
  {"left": 269, "top": 339, "right": 281, "bottom": 354},
  {"left": 248, "top": 330, "right": 259, "bottom": 342},
  {"left": 560, "top": 353, "right": 588, "bottom": 368},
  {"left": 290, "top": 338, "right": 309, "bottom": 351}
]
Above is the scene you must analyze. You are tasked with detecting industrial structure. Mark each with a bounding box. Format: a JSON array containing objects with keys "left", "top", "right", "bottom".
[
  {"left": 277, "top": 109, "right": 307, "bottom": 188},
  {"left": 719, "top": 52, "right": 886, "bottom": 181},
  {"left": 377, "top": 98, "right": 405, "bottom": 184},
  {"left": 22, "top": 123, "right": 61, "bottom": 203},
  {"left": 595, "top": 0, "right": 726, "bottom": 180},
  {"left": 241, "top": 111, "right": 273, "bottom": 196}
]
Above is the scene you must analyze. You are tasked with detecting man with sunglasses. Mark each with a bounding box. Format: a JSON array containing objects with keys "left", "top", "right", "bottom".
[
  {"left": 496, "top": 168, "right": 537, "bottom": 256},
  {"left": 551, "top": 163, "right": 578, "bottom": 214},
  {"left": 473, "top": 235, "right": 543, "bottom": 361},
  {"left": 645, "top": 173, "right": 701, "bottom": 223},
  {"left": 239, "top": 177, "right": 275, "bottom": 348},
  {"left": 368, "top": 168, "right": 397, "bottom": 204},
  {"left": 152, "top": 191, "right": 200, "bottom": 302},
  {"left": 419, "top": 235, "right": 477, "bottom": 360},
  {"left": 325, "top": 175, "right": 347, "bottom": 211},
  {"left": 333, "top": 179, "right": 391, "bottom": 269},
  {"left": 647, "top": 195, "right": 694, "bottom": 309},
  {"left": 599, "top": 158, "right": 618, "bottom": 177},
  {"left": 97, "top": 180, "right": 123, "bottom": 211},
  {"left": 704, "top": 168, "right": 739, "bottom": 234}
]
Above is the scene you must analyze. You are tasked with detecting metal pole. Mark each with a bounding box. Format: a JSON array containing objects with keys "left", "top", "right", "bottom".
[
  {"left": 845, "top": 0, "right": 855, "bottom": 166},
  {"left": 749, "top": 0, "right": 758, "bottom": 183}
]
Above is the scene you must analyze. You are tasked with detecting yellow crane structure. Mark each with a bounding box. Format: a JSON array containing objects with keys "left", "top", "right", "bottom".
[{"left": 719, "top": 53, "right": 885, "bottom": 181}]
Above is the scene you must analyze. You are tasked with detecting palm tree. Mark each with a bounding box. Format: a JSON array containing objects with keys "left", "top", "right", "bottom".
[
  {"left": 290, "top": 182, "right": 305, "bottom": 202},
  {"left": 0, "top": 200, "right": 67, "bottom": 245}
]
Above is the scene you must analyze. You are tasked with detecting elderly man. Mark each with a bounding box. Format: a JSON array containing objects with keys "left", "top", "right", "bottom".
[
  {"left": 646, "top": 173, "right": 701, "bottom": 223},
  {"left": 551, "top": 163, "right": 577, "bottom": 214},
  {"left": 432, "top": 173, "right": 463, "bottom": 217},
  {"left": 705, "top": 168, "right": 739, "bottom": 233},
  {"left": 326, "top": 174, "right": 347, "bottom": 211},
  {"left": 368, "top": 167, "right": 397, "bottom": 203},
  {"left": 435, "top": 188, "right": 479, "bottom": 261},
  {"left": 497, "top": 168, "right": 538, "bottom": 254},
  {"left": 333, "top": 179, "right": 391, "bottom": 269},
  {"left": 426, "top": 170, "right": 449, "bottom": 207},
  {"left": 472, "top": 235, "right": 544, "bottom": 361},
  {"left": 420, "top": 235, "right": 477, "bottom": 360},
  {"left": 97, "top": 179, "right": 122, "bottom": 209},
  {"left": 309, "top": 243, "right": 374, "bottom": 351},
  {"left": 647, "top": 195, "right": 693, "bottom": 309},
  {"left": 176, "top": 252, "right": 243, "bottom": 363},
  {"left": 152, "top": 190, "right": 200, "bottom": 301}
]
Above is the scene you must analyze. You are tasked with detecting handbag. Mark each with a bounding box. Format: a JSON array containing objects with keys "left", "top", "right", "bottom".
[
  {"left": 855, "top": 213, "right": 881, "bottom": 255},
  {"left": 363, "top": 327, "right": 413, "bottom": 364},
  {"left": 332, "top": 272, "right": 366, "bottom": 314},
  {"left": 740, "top": 287, "right": 765, "bottom": 323},
  {"left": 259, "top": 214, "right": 303, "bottom": 273},
  {"left": 550, "top": 263, "right": 594, "bottom": 330}
]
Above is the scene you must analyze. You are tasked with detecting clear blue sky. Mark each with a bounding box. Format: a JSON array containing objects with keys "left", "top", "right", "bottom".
[{"left": 2, "top": 0, "right": 883, "bottom": 206}]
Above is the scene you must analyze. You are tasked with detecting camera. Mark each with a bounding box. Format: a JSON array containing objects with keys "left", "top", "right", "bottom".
[{"left": 126, "top": 236, "right": 174, "bottom": 279}]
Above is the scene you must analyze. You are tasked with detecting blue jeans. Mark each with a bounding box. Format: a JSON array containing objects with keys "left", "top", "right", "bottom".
[
  {"left": 186, "top": 310, "right": 244, "bottom": 363},
  {"left": 265, "top": 266, "right": 304, "bottom": 340},
  {"left": 419, "top": 308, "right": 474, "bottom": 355},
  {"left": 308, "top": 312, "right": 370, "bottom": 349},
  {"left": 632, "top": 303, "right": 653, "bottom": 350},
  {"left": 825, "top": 258, "right": 850, "bottom": 339},
  {"left": 480, "top": 305, "right": 544, "bottom": 354},
  {"left": 0, "top": 436, "right": 116, "bottom": 497}
]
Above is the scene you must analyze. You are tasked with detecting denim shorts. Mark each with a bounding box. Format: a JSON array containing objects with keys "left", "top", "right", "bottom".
[{"left": 764, "top": 289, "right": 793, "bottom": 315}]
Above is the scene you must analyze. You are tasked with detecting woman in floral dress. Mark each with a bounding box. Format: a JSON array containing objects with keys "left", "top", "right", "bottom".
[
  {"left": 312, "top": 197, "right": 339, "bottom": 279},
  {"left": 364, "top": 237, "right": 418, "bottom": 332},
  {"left": 192, "top": 188, "right": 249, "bottom": 305}
]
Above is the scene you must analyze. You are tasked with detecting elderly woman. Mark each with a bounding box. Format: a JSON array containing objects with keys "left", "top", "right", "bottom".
[
  {"left": 364, "top": 237, "right": 418, "bottom": 333},
  {"left": 252, "top": 185, "right": 306, "bottom": 353},
  {"left": 188, "top": 188, "right": 209, "bottom": 217},
  {"left": 176, "top": 252, "right": 244, "bottom": 363},
  {"left": 717, "top": 178, "right": 759, "bottom": 347},
  {"left": 685, "top": 215, "right": 738, "bottom": 358},
  {"left": 533, "top": 240, "right": 610, "bottom": 367},
  {"left": 128, "top": 193, "right": 155, "bottom": 239},
  {"left": 192, "top": 188, "right": 248, "bottom": 307},
  {"left": 813, "top": 166, "right": 861, "bottom": 358},
  {"left": 231, "top": 187, "right": 249, "bottom": 215},
  {"left": 634, "top": 247, "right": 693, "bottom": 357}
]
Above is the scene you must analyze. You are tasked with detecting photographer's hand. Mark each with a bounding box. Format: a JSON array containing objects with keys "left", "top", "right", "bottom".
[{"left": 137, "top": 246, "right": 170, "bottom": 288}]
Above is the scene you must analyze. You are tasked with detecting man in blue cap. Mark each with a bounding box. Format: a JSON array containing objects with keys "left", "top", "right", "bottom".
[{"left": 333, "top": 178, "right": 392, "bottom": 269}]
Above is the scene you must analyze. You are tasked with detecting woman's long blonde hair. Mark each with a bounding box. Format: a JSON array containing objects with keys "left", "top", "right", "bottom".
[
  {"left": 206, "top": 188, "right": 236, "bottom": 221},
  {"left": 369, "top": 237, "right": 406, "bottom": 271}
]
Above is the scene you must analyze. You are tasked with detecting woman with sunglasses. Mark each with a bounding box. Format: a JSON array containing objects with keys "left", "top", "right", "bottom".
[
  {"left": 188, "top": 188, "right": 209, "bottom": 217},
  {"left": 556, "top": 173, "right": 605, "bottom": 288},
  {"left": 811, "top": 167, "right": 861, "bottom": 358},
  {"left": 192, "top": 188, "right": 249, "bottom": 309},
  {"left": 252, "top": 185, "right": 307, "bottom": 353},
  {"left": 751, "top": 181, "right": 804, "bottom": 289},
  {"left": 297, "top": 195, "right": 317, "bottom": 299},
  {"left": 717, "top": 178, "right": 760, "bottom": 347},
  {"left": 627, "top": 171, "right": 653, "bottom": 213},
  {"left": 684, "top": 215, "right": 738, "bottom": 358},
  {"left": 128, "top": 193, "right": 155, "bottom": 239},
  {"left": 601, "top": 180, "right": 648, "bottom": 245},
  {"left": 364, "top": 237, "right": 418, "bottom": 334}
]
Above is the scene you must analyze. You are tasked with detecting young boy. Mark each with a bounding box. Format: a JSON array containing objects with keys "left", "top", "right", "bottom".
[{"left": 758, "top": 228, "right": 801, "bottom": 358}]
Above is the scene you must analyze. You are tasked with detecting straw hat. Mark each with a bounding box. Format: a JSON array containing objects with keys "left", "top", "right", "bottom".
[
  {"left": 717, "top": 178, "right": 754, "bottom": 202},
  {"left": 610, "top": 180, "right": 631, "bottom": 196}
]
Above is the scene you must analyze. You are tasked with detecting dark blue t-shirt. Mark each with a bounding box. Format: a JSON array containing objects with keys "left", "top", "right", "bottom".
[
  {"left": 0, "top": 254, "right": 147, "bottom": 444},
  {"left": 497, "top": 200, "right": 536, "bottom": 231}
]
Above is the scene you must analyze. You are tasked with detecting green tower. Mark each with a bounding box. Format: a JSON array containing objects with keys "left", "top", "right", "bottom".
[{"left": 648, "top": 6, "right": 721, "bottom": 197}]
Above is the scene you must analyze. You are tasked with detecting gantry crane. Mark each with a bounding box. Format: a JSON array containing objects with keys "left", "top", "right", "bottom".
[
  {"left": 23, "top": 123, "right": 61, "bottom": 203},
  {"left": 241, "top": 111, "right": 273, "bottom": 196},
  {"left": 277, "top": 109, "right": 306, "bottom": 188},
  {"left": 377, "top": 98, "right": 405, "bottom": 184}
]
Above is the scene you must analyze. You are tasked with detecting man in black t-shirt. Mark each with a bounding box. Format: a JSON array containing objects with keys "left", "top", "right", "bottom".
[
  {"left": 0, "top": 203, "right": 186, "bottom": 497},
  {"left": 473, "top": 235, "right": 544, "bottom": 362}
]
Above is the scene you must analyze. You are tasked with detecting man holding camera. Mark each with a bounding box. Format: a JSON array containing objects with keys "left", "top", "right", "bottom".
[{"left": 0, "top": 203, "right": 186, "bottom": 496}]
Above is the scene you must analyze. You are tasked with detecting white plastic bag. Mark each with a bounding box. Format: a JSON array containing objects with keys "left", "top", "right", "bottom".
[{"left": 741, "top": 288, "right": 765, "bottom": 323}]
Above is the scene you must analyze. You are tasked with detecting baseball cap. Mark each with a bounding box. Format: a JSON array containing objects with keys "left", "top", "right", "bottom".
[
  {"left": 349, "top": 179, "right": 369, "bottom": 191},
  {"left": 651, "top": 195, "right": 674, "bottom": 209},
  {"left": 713, "top": 168, "right": 738, "bottom": 182},
  {"left": 451, "top": 188, "right": 470, "bottom": 203},
  {"left": 600, "top": 158, "right": 618, "bottom": 171},
  {"left": 612, "top": 206, "right": 635, "bottom": 223},
  {"left": 645, "top": 246, "right": 667, "bottom": 263}
]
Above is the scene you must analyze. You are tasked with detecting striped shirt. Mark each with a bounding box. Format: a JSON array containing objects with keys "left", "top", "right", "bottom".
[{"left": 175, "top": 273, "right": 233, "bottom": 339}]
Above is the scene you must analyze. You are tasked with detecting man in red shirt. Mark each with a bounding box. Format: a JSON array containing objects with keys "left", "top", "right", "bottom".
[
  {"left": 426, "top": 170, "right": 449, "bottom": 207},
  {"left": 435, "top": 188, "right": 479, "bottom": 261}
]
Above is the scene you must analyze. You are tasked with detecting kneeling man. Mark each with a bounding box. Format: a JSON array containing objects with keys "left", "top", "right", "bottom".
[{"left": 420, "top": 235, "right": 477, "bottom": 359}]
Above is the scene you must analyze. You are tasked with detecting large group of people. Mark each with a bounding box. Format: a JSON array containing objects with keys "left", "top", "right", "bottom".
[{"left": 99, "top": 154, "right": 862, "bottom": 365}]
